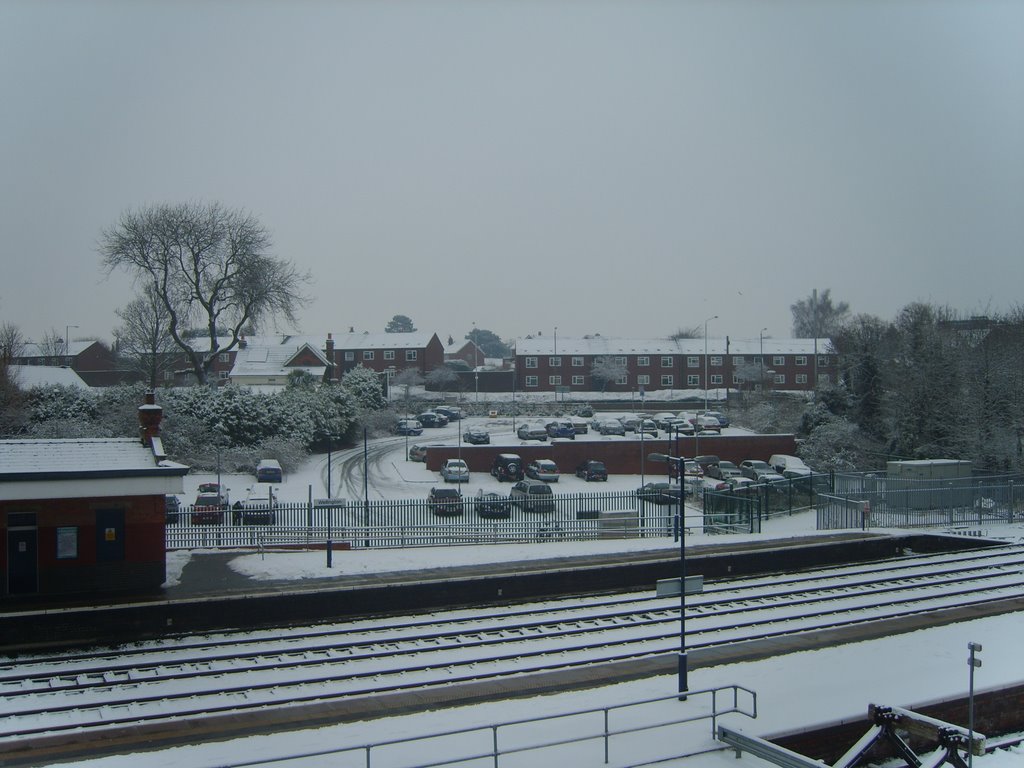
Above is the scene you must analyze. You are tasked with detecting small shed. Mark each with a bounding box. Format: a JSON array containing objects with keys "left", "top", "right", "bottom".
[{"left": 0, "top": 393, "right": 188, "bottom": 599}]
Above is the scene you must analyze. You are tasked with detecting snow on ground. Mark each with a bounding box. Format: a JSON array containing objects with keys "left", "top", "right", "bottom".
[{"left": 132, "top": 432, "right": 1024, "bottom": 767}]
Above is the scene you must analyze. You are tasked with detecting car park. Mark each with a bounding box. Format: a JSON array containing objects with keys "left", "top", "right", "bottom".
[
  {"left": 636, "top": 482, "right": 683, "bottom": 504},
  {"left": 463, "top": 426, "right": 490, "bottom": 444},
  {"left": 232, "top": 488, "right": 276, "bottom": 525},
  {"left": 428, "top": 486, "right": 464, "bottom": 516},
  {"left": 510, "top": 480, "right": 556, "bottom": 513},
  {"left": 635, "top": 419, "right": 659, "bottom": 437},
  {"left": 517, "top": 422, "right": 549, "bottom": 441},
  {"left": 568, "top": 416, "right": 589, "bottom": 435},
  {"left": 619, "top": 414, "right": 642, "bottom": 432},
  {"left": 491, "top": 453, "right": 525, "bottom": 482},
  {"left": 694, "top": 455, "right": 720, "bottom": 474},
  {"left": 769, "top": 454, "right": 810, "bottom": 474},
  {"left": 545, "top": 420, "right": 576, "bottom": 439},
  {"left": 652, "top": 412, "right": 677, "bottom": 430},
  {"left": 526, "top": 459, "right": 560, "bottom": 482},
  {"left": 474, "top": 491, "right": 511, "bottom": 519},
  {"left": 695, "top": 415, "right": 721, "bottom": 433},
  {"left": 597, "top": 419, "right": 626, "bottom": 436},
  {"left": 664, "top": 417, "right": 695, "bottom": 435},
  {"left": 417, "top": 412, "right": 449, "bottom": 428},
  {"left": 702, "top": 410, "right": 730, "bottom": 428},
  {"left": 575, "top": 459, "right": 608, "bottom": 481},
  {"left": 191, "top": 492, "right": 228, "bottom": 525},
  {"left": 740, "top": 460, "right": 772, "bottom": 480},
  {"left": 440, "top": 458, "right": 470, "bottom": 483},
  {"left": 395, "top": 419, "right": 424, "bottom": 436}
]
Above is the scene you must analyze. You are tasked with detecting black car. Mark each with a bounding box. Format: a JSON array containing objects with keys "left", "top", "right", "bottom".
[
  {"left": 417, "top": 412, "right": 449, "bottom": 428},
  {"left": 165, "top": 495, "right": 181, "bottom": 524},
  {"left": 428, "top": 486, "right": 463, "bottom": 516},
  {"left": 463, "top": 426, "right": 491, "bottom": 445},
  {"left": 491, "top": 453, "right": 525, "bottom": 482},
  {"left": 636, "top": 482, "right": 684, "bottom": 505},
  {"left": 575, "top": 460, "right": 608, "bottom": 481},
  {"left": 434, "top": 405, "right": 463, "bottom": 421},
  {"left": 474, "top": 491, "right": 511, "bottom": 519}
]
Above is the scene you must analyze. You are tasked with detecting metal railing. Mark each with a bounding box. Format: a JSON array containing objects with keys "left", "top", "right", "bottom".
[{"left": 213, "top": 684, "right": 757, "bottom": 768}]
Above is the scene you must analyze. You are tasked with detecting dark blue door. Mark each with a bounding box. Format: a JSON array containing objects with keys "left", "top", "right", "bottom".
[
  {"left": 95, "top": 509, "right": 125, "bottom": 562},
  {"left": 7, "top": 527, "right": 38, "bottom": 594}
]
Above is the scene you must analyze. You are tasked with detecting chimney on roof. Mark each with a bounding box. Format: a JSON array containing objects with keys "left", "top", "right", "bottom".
[
  {"left": 239, "top": 335, "right": 247, "bottom": 349},
  {"left": 138, "top": 390, "right": 163, "bottom": 448}
]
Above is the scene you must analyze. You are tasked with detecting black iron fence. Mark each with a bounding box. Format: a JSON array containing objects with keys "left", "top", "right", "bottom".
[
  {"left": 818, "top": 473, "right": 1024, "bottom": 531},
  {"left": 701, "top": 473, "right": 833, "bottom": 535}
]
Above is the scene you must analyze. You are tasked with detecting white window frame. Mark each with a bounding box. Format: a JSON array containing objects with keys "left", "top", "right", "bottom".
[
  {"left": 525, "top": 357, "right": 538, "bottom": 369},
  {"left": 571, "top": 375, "right": 585, "bottom": 385},
  {"left": 549, "top": 356, "right": 561, "bottom": 367},
  {"left": 710, "top": 356, "right": 722, "bottom": 367},
  {"left": 795, "top": 355, "right": 807, "bottom": 366},
  {"left": 774, "top": 373, "right": 785, "bottom": 385},
  {"left": 615, "top": 374, "right": 628, "bottom": 385},
  {"left": 383, "top": 350, "right": 395, "bottom": 360},
  {"left": 363, "top": 350, "right": 375, "bottom": 361},
  {"left": 773, "top": 356, "right": 785, "bottom": 367},
  {"left": 637, "top": 374, "right": 650, "bottom": 386},
  {"left": 549, "top": 375, "right": 561, "bottom": 386},
  {"left": 218, "top": 370, "right": 229, "bottom": 380},
  {"left": 732, "top": 355, "right": 745, "bottom": 365},
  {"left": 525, "top": 375, "right": 538, "bottom": 387},
  {"left": 637, "top": 356, "right": 650, "bottom": 367},
  {"left": 819, "top": 373, "right": 831, "bottom": 384},
  {"left": 687, "top": 356, "right": 699, "bottom": 368},
  {"left": 660, "top": 356, "right": 673, "bottom": 368},
  {"left": 710, "top": 374, "right": 723, "bottom": 385},
  {"left": 572, "top": 356, "right": 584, "bottom": 367},
  {"left": 817, "top": 356, "right": 830, "bottom": 367},
  {"left": 218, "top": 352, "right": 230, "bottom": 363},
  {"left": 344, "top": 351, "right": 354, "bottom": 361},
  {"left": 614, "top": 356, "right": 626, "bottom": 366},
  {"left": 795, "top": 374, "right": 808, "bottom": 384},
  {"left": 687, "top": 374, "right": 699, "bottom": 386},
  {"left": 405, "top": 350, "right": 417, "bottom": 361},
  {"left": 661, "top": 374, "right": 674, "bottom": 387}
]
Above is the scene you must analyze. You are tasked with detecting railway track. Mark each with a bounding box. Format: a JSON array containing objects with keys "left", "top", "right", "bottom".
[{"left": 2, "top": 545, "right": 1022, "bottom": 760}]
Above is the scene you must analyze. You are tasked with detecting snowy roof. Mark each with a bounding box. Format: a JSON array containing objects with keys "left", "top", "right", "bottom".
[
  {"left": 514, "top": 336, "right": 834, "bottom": 356},
  {"left": 0, "top": 438, "right": 188, "bottom": 481},
  {"left": 6, "top": 364, "right": 90, "bottom": 389},
  {"left": 229, "top": 341, "right": 330, "bottom": 379},
  {"left": 19, "top": 340, "right": 98, "bottom": 358},
  {"left": 330, "top": 331, "right": 438, "bottom": 350}
]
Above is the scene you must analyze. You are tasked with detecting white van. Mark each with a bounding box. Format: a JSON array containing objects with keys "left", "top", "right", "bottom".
[{"left": 768, "top": 455, "right": 810, "bottom": 475}]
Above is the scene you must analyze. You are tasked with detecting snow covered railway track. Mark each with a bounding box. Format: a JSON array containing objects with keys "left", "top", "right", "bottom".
[{"left": 1, "top": 548, "right": 1023, "bottom": 756}]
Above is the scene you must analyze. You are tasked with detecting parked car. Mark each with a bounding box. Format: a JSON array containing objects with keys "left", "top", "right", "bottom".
[
  {"left": 619, "top": 414, "right": 643, "bottom": 432},
  {"left": 191, "top": 492, "right": 228, "bottom": 525},
  {"left": 636, "top": 482, "right": 683, "bottom": 505},
  {"left": 769, "top": 454, "right": 811, "bottom": 474},
  {"left": 395, "top": 419, "right": 424, "bottom": 436},
  {"left": 573, "top": 405, "right": 594, "bottom": 418},
  {"left": 526, "top": 459, "right": 560, "bottom": 482},
  {"left": 491, "top": 453, "right": 525, "bottom": 482},
  {"left": 434, "top": 405, "right": 463, "bottom": 421},
  {"left": 232, "top": 489, "right": 276, "bottom": 525},
  {"left": 597, "top": 419, "right": 626, "bottom": 436},
  {"left": 695, "top": 415, "right": 721, "bottom": 433},
  {"left": 165, "top": 495, "right": 181, "bottom": 525},
  {"left": 198, "top": 482, "right": 224, "bottom": 495},
  {"left": 440, "top": 458, "right": 470, "bottom": 483},
  {"left": 510, "top": 480, "right": 556, "bottom": 513},
  {"left": 664, "top": 418, "right": 695, "bottom": 436},
  {"left": 635, "top": 419, "right": 658, "bottom": 437},
  {"left": 725, "top": 476, "right": 757, "bottom": 494},
  {"left": 408, "top": 444, "right": 430, "bottom": 462},
  {"left": 428, "top": 486, "right": 464, "bottom": 516},
  {"left": 256, "top": 458, "right": 283, "bottom": 483},
  {"left": 517, "top": 422, "right": 549, "bottom": 441},
  {"left": 417, "top": 412, "right": 449, "bottom": 428},
  {"left": 694, "top": 455, "right": 721, "bottom": 474},
  {"left": 740, "top": 460, "right": 772, "bottom": 480},
  {"left": 702, "top": 410, "right": 730, "bottom": 428},
  {"left": 474, "top": 491, "right": 511, "bottom": 519},
  {"left": 568, "top": 416, "right": 589, "bottom": 435},
  {"left": 707, "top": 460, "right": 742, "bottom": 480},
  {"left": 652, "top": 412, "right": 677, "bottom": 430},
  {"left": 545, "top": 420, "right": 575, "bottom": 439},
  {"left": 463, "top": 426, "right": 490, "bottom": 445},
  {"left": 700, "top": 477, "right": 729, "bottom": 493},
  {"left": 575, "top": 459, "right": 608, "bottom": 482},
  {"left": 755, "top": 472, "right": 788, "bottom": 491}
]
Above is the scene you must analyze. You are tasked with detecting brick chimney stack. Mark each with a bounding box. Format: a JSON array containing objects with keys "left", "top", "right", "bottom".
[
  {"left": 138, "top": 390, "right": 163, "bottom": 447},
  {"left": 325, "top": 333, "right": 335, "bottom": 380},
  {"left": 239, "top": 335, "right": 247, "bottom": 349}
]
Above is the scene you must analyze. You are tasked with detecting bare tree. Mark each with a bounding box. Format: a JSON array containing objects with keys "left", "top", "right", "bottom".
[
  {"left": 100, "top": 202, "right": 309, "bottom": 385},
  {"left": 791, "top": 288, "right": 850, "bottom": 338},
  {"left": 425, "top": 365, "right": 458, "bottom": 397},
  {"left": 590, "top": 357, "right": 628, "bottom": 392},
  {"left": 113, "top": 285, "right": 178, "bottom": 388},
  {"left": 391, "top": 367, "right": 424, "bottom": 413},
  {"left": 670, "top": 326, "right": 701, "bottom": 340},
  {"left": 0, "top": 323, "right": 26, "bottom": 434}
]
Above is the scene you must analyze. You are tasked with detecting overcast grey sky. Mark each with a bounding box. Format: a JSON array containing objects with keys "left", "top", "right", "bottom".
[{"left": 2, "top": 0, "right": 1021, "bottom": 348}]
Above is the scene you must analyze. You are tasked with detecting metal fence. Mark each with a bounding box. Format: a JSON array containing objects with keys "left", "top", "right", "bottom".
[
  {"left": 166, "top": 491, "right": 686, "bottom": 550},
  {"left": 701, "top": 473, "right": 833, "bottom": 536},
  {"left": 818, "top": 473, "right": 1024, "bottom": 531}
]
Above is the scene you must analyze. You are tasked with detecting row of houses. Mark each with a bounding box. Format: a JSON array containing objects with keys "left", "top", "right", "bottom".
[{"left": 10, "top": 332, "right": 836, "bottom": 395}]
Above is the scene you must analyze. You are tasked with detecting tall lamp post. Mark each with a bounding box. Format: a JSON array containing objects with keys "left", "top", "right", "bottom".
[
  {"left": 64, "top": 324, "right": 78, "bottom": 363},
  {"left": 703, "top": 315, "right": 717, "bottom": 413},
  {"left": 759, "top": 328, "right": 767, "bottom": 390},
  {"left": 649, "top": 451, "right": 688, "bottom": 698}
]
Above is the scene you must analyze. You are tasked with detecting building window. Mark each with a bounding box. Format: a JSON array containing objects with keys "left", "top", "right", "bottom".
[
  {"left": 525, "top": 375, "right": 538, "bottom": 387},
  {"left": 384, "top": 350, "right": 395, "bottom": 360},
  {"left": 163, "top": 370, "right": 173, "bottom": 381},
  {"left": 819, "top": 373, "right": 831, "bottom": 384},
  {"left": 572, "top": 356, "right": 584, "bottom": 367},
  {"left": 572, "top": 375, "right": 585, "bottom": 385},
  {"left": 795, "top": 374, "right": 808, "bottom": 384},
  {"left": 549, "top": 356, "right": 561, "bottom": 367},
  {"left": 661, "top": 356, "right": 673, "bottom": 368},
  {"left": 638, "top": 356, "right": 650, "bottom": 367},
  {"left": 344, "top": 351, "right": 354, "bottom": 361},
  {"left": 218, "top": 352, "right": 230, "bottom": 363},
  {"left": 710, "top": 356, "right": 722, "bottom": 367},
  {"left": 363, "top": 351, "right": 375, "bottom": 360},
  {"left": 711, "top": 374, "right": 723, "bottom": 385},
  {"left": 687, "top": 375, "right": 699, "bottom": 386},
  {"left": 774, "top": 373, "right": 785, "bottom": 385},
  {"left": 614, "top": 356, "right": 626, "bottom": 366},
  {"left": 752, "top": 355, "right": 762, "bottom": 365},
  {"left": 818, "top": 355, "right": 830, "bottom": 367},
  {"left": 795, "top": 355, "right": 807, "bottom": 366},
  {"left": 218, "top": 370, "right": 229, "bottom": 380},
  {"left": 525, "top": 357, "right": 538, "bottom": 369},
  {"left": 732, "top": 355, "right": 745, "bottom": 365},
  {"left": 773, "top": 356, "right": 785, "bottom": 366},
  {"left": 406, "top": 350, "right": 417, "bottom": 361},
  {"left": 661, "top": 375, "right": 674, "bottom": 387},
  {"left": 687, "top": 356, "right": 699, "bottom": 368},
  {"left": 549, "top": 375, "right": 561, "bottom": 386},
  {"left": 732, "top": 374, "right": 741, "bottom": 384},
  {"left": 637, "top": 374, "right": 650, "bottom": 386},
  {"left": 615, "top": 374, "right": 628, "bottom": 385}
]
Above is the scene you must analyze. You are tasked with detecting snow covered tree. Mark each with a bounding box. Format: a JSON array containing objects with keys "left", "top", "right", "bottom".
[
  {"left": 341, "top": 365, "right": 387, "bottom": 410},
  {"left": 466, "top": 327, "right": 509, "bottom": 358},
  {"left": 426, "top": 365, "right": 459, "bottom": 396},
  {"left": 100, "top": 202, "right": 309, "bottom": 386},
  {"left": 590, "top": 357, "right": 628, "bottom": 392}
]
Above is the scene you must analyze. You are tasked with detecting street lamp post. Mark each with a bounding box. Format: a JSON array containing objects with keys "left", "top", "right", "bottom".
[
  {"left": 649, "top": 451, "right": 688, "bottom": 698},
  {"left": 703, "top": 315, "right": 717, "bottom": 413},
  {"left": 759, "top": 328, "right": 767, "bottom": 391},
  {"left": 64, "top": 324, "right": 78, "bottom": 363}
]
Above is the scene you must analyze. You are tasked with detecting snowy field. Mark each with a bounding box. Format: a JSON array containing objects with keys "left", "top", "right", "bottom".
[{"left": 138, "top": 425, "right": 1024, "bottom": 767}]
